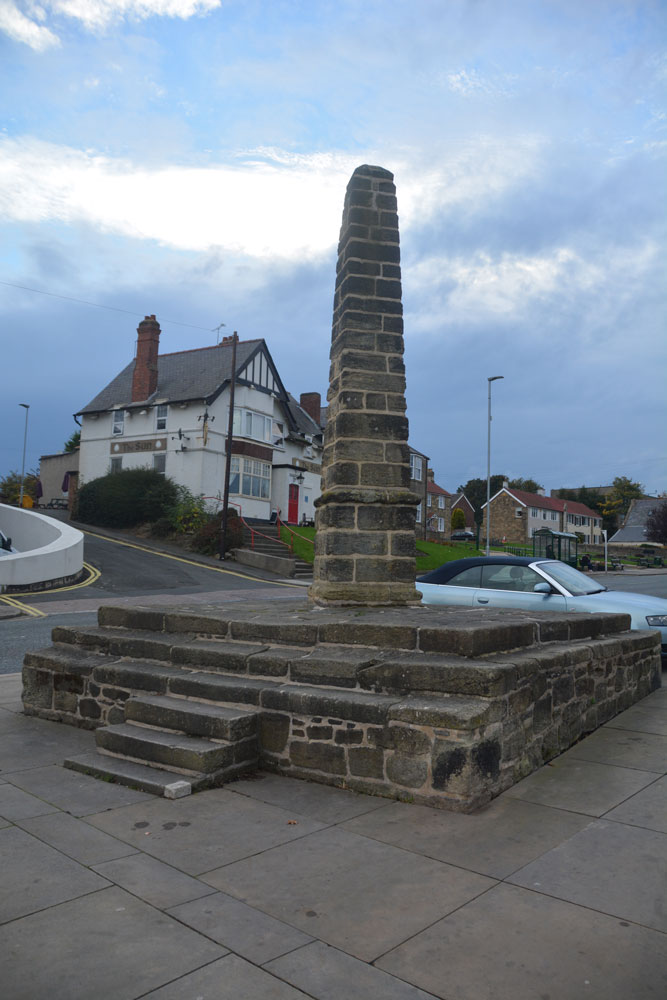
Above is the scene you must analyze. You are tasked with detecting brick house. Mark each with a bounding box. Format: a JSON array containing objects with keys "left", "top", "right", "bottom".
[
  {"left": 425, "top": 472, "right": 451, "bottom": 539},
  {"left": 76, "top": 316, "right": 324, "bottom": 525},
  {"left": 409, "top": 446, "right": 430, "bottom": 539},
  {"left": 451, "top": 492, "right": 476, "bottom": 531},
  {"left": 481, "top": 483, "right": 603, "bottom": 546}
]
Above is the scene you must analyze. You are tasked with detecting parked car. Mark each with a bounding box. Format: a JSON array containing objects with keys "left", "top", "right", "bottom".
[
  {"left": 451, "top": 530, "right": 475, "bottom": 541},
  {"left": 417, "top": 556, "right": 667, "bottom": 662}
]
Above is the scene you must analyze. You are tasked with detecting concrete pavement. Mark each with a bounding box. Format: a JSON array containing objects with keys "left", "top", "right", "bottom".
[{"left": 1, "top": 669, "right": 665, "bottom": 999}]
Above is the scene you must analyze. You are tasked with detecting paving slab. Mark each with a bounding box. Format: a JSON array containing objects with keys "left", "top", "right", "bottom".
[
  {"left": 203, "top": 826, "right": 494, "bottom": 962},
  {"left": 377, "top": 882, "right": 667, "bottom": 1000},
  {"left": 168, "top": 891, "right": 314, "bottom": 964},
  {"left": 141, "top": 953, "right": 311, "bottom": 999},
  {"left": 231, "top": 770, "right": 389, "bottom": 824},
  {"left": 0, "top": 781, "right": 60, "bottom": 821},
  {"left": 1, "top": 885, "right": 226, "bottom": 1000},
  {"left": 604, "top": 704, "right": 667, "bottom": 736},
  {"left": 266, "top": 940, "right": 439, "bottom": 999},
  {"left": 18, "top": 810, "right": 139, "bottom": 865},
  {"left": 342, "top": 795, "right": 591, "bottom": 879},
  {"left": 0, "top": 713, "right": 95, "bottom": 772},
  {"left": 507, "top": 819, "right": 667, "bottom": 932},
  {"left": 562, "top": 726, "right": 667, "bottom": 772},
  {"left": 7, "top": 763, "right": 150, "bottom": 815},
  {"left": 604, "top": 775, "right": 667, "bottom": 833},
  {"left": 87, "top": 786, "right": 327, "bottom": 875},
  {"left": 502, "top": 756, "right": 661, "bottom": 817},
  {"left": 93, "top": 852, "right": 217, "bottom": 909},
  {"left": 0, "top": 826, "right": 111, "bottom": 923}
]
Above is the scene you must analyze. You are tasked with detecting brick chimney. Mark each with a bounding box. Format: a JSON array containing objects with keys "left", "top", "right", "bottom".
[
  {"left": 131, "top": 315, "right": 160, "bottom": 402},
  {"left": 299, "top": 392, "right": 321, "bottom": 426}
]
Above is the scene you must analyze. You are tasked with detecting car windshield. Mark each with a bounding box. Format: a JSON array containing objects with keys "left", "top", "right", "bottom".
[{"left": 536, "top": 561, "right": 607, "bottom": 597}]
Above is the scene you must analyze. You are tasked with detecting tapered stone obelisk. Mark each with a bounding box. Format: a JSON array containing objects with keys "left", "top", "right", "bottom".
[{"left": 309, "top": 165, "right": 421, "bottom": 606}]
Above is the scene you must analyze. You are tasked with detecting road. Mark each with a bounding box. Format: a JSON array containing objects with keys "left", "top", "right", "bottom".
[{"left": 0, "top": 528, "right": 306, "bottom": 674}]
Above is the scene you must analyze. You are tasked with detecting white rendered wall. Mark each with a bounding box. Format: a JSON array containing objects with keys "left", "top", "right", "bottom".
[{"left": 0, "top": 504, "right": 84, "bottom": 588}]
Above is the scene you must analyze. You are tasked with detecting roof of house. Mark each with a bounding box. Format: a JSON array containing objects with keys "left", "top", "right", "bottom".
[
  {"left": 427, "top": 479, "right": 451, "bottom": 497},
  {"left": 609, "top": 498, "right": 662, "bottom": 543},
  {"left": 77, "top": 339, "right": 267, "bottom": 414},
  {"left": 485, "top": 487, "right": 599, "bottom": 519},
  {"left": 285, "top": 393, "right": 323, "bottom": 439}
]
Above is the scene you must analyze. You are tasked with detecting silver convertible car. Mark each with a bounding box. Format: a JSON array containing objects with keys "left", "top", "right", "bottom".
[{"left": 417, "top": 556, "right": 667, "bottom": 663}]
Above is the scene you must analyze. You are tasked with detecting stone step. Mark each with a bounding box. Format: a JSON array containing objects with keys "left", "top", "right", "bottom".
[
  {"left": 95, "top": 721, "right": 256, "bottom": 774},
  {"left": 125, "top": 693, "right": 258, "bottom": 741},
  {"left": 64, "top": 752, "right": 203, "bottom": 798}
]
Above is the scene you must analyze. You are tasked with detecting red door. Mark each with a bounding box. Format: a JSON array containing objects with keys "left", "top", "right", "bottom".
[{"left": 288, "top": 484, "right": 299, "bottom": 523}]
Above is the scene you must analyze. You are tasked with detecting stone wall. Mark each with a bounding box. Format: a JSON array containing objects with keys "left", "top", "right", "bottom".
[
  {"left": 22, "top": 603, "right": 661, "bottom": 811},
  {"left": 481, "top": 492, "right": 527, "bottom": 545}
]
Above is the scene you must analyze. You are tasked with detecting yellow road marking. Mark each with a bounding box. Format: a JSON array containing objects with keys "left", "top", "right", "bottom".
[
  {"left": 81, "top": 529, "right": 300, "bottom": 588},
  {"left": 0, "top": 595, "right": 47, "bottom": 618},
  {"left": 6, "top": 562, "right": 101, "bottom": 599}
]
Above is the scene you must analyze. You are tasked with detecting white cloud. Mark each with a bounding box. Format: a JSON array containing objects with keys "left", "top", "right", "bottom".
[
  {"left": 0, "top": 138, "right": 542, "bottom": 259},
  {"left": 0, "top": 0, "right": 220, "bottom": 47},
  {"left": 0, "top": 1, "right": 60, "bottom": 50}
]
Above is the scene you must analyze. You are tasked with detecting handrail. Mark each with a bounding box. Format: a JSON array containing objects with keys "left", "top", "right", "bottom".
[{"left": 276, "top": 514, "right": 315, "bottom": 553}]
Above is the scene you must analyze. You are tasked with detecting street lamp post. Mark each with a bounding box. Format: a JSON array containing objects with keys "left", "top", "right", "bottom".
[
  {"left": 486, "top": 377, "right": 504, "bottom": 556},
  {"left": 18, "top": 403, "right": 30, "bottom": 508}
]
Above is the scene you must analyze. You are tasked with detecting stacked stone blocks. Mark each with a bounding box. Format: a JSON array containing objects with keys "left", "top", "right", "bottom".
[
  {"left": 22, "top": 603, "right": 661, "bottom": 811},
  {"left": 311, "top": 165, "right": 420, "bottom": 606}
]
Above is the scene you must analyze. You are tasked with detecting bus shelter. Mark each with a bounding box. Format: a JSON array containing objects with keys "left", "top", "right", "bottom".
[{"left": 533, "top": 528, "right": 579, "bottom": 567}]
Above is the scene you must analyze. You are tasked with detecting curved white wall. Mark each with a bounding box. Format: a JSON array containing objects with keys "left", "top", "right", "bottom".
[{"left": 0, "top": 504, "right": 84, "bottom": 589}]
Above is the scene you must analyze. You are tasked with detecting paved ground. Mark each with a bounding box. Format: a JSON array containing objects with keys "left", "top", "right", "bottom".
[{"left": 1, "top": 670, "right": 665, "bottom": 1000}]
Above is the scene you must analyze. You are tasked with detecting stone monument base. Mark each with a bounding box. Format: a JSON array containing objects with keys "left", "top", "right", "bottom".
[{"left": 22, "top": 602, "right": 661, "bottom": 811}]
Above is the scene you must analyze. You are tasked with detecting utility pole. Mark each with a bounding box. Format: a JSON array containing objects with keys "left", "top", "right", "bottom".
[
  {"left": 220, "top": 332, "right": 238, "bottom": 560},
  {"left": 18, "top": 403, "right": 30, "bottom": 507}
]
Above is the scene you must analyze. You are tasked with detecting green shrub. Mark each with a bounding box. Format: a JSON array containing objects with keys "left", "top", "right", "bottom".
[
  {"left": 191, "top": 510, "right": 243, "bottom": 556},
  {"left": 451, "top": 508, "right": 466, "bottom": 530},
  {"left": 164, "top": 486, "right": 210, "bottom": 534},
  {"left": 150, "top": 516, "right": 173, "bottom": 538},
  {"left": 76, "top": 469, "right": 178, "bottom": 528}
]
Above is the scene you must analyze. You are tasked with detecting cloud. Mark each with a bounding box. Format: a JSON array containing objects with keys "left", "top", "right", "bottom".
[
  {"left": 0, "top": 1, "right": 60, "bottom": 50},
  {"left": 0, "top": 137, "right": 544, "bottom": 259},
  {"left": 0, "top": 0, "right": 220, "bottom": 48}
]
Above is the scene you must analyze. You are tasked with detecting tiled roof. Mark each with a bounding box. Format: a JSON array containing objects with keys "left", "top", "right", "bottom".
[
  {"left": 491, "top": 488, "right": 599, "bottom": 518},
  {"left": 284, "top": 393, "right": 323, "bottom": 438},
  {"left": 427, "top": 480, "right": 451, "bottom": 497},
  {"left": 77, "top": 339, "right": 265, "bottom": 413},
  {"left": 610, "top": 498, "right": 661, "bottom": 543}
]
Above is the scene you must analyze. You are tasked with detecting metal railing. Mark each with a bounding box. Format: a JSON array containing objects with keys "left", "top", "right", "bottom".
[{"left": 276, "top": 514, "right": 315, "bottom": 556}]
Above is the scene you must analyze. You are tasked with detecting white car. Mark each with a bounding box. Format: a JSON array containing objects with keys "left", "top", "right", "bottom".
[{"left": 417, "top": 556, "right": 667, "bottom": 663}]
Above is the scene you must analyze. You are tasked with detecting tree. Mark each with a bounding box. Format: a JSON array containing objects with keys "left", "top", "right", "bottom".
[
  {"left": 646, "top": 501, "right": 667, "bottom": 544},
  {"left": 451, "top": 507, "right": 466, "bottom": 530},
  {"left": 602, "top": 476, "right": 644, "bottom": 531},
  {"left": 457, "top": 475, "right": 507, "bottom": 526},
  {"left": 507, "top": 477, "right": 543, "bottom": 494},
  {"left": 64, "top": 430, "right": 81, "bottom": 453},
  {"left": 0, "top": 469, "right": 39, "bottom": 504}
]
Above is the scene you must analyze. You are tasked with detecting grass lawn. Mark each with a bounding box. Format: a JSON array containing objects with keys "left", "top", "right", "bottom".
[{"left": 279, "top": 525, "right": 481, "bottom": 571}]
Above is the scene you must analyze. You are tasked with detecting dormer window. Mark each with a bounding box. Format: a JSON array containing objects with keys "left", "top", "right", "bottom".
[{"left": 112, "top": 410, "right": 125, "bottom": 436}]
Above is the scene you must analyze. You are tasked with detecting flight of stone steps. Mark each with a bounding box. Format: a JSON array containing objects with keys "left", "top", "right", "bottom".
[{"left": 242, "top": 522, "right": 313, "bottom": 579}]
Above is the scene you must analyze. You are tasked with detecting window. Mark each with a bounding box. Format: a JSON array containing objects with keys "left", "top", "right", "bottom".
[
  {"left": 232, "top": 407, "right": 273, "bottom": 444},
  {"left": 410, "top": 454, "right": 423, "bottom": 481},
  {"left": 112, "top": 410, "right": 124, "bottom": 436},
  {"left": 448, "top": 566, "right": 482, "bottom": 588},
  {"left": 110, "top": 457, "right": 122, "bottom": 473},
  {"left": 153, "top": 454, "right": 166, "bottom": 474},
  {"left": 481, "top": 563, "right": 542, "bottom": 592},
  {"left": 530, "top": 507, "right": 540, "bottom": 518},
  {"left": 437, "top": 517, "right": 445, "bottom": 532},
  {"left": 416, "top": 502, "right": 422, "bottom": 523},
  {"left": 427, "top": 494, "right": 432, "bottom": 507},
  {"left": 156, "top": 404, "right": 168, "bottom": 431},
  {"left": 230, "top": 456, "right": 270, "bottom": 498},
  {"left": 438, "top": 496, "right": 444, "bottom": 509},
  {"left": 550, "top": 511, "right": 558, "bottom": 521}
]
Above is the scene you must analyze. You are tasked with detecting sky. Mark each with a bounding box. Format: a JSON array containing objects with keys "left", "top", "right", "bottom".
[{"left": 1, "top": 0, "right": 665, "bottom": 498}]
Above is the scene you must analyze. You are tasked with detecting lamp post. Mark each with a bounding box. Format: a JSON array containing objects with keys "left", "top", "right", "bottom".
[
  {"left": 18, "top": 403, "right": 30, "bottom": 508},
  {"left": 485, "top": 377, "right": 503, "bottom": 556}
]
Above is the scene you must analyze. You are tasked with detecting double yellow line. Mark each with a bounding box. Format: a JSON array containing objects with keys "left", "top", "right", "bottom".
[{"left": 0, "top": 561, "right": 100, "bottom": 618}]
